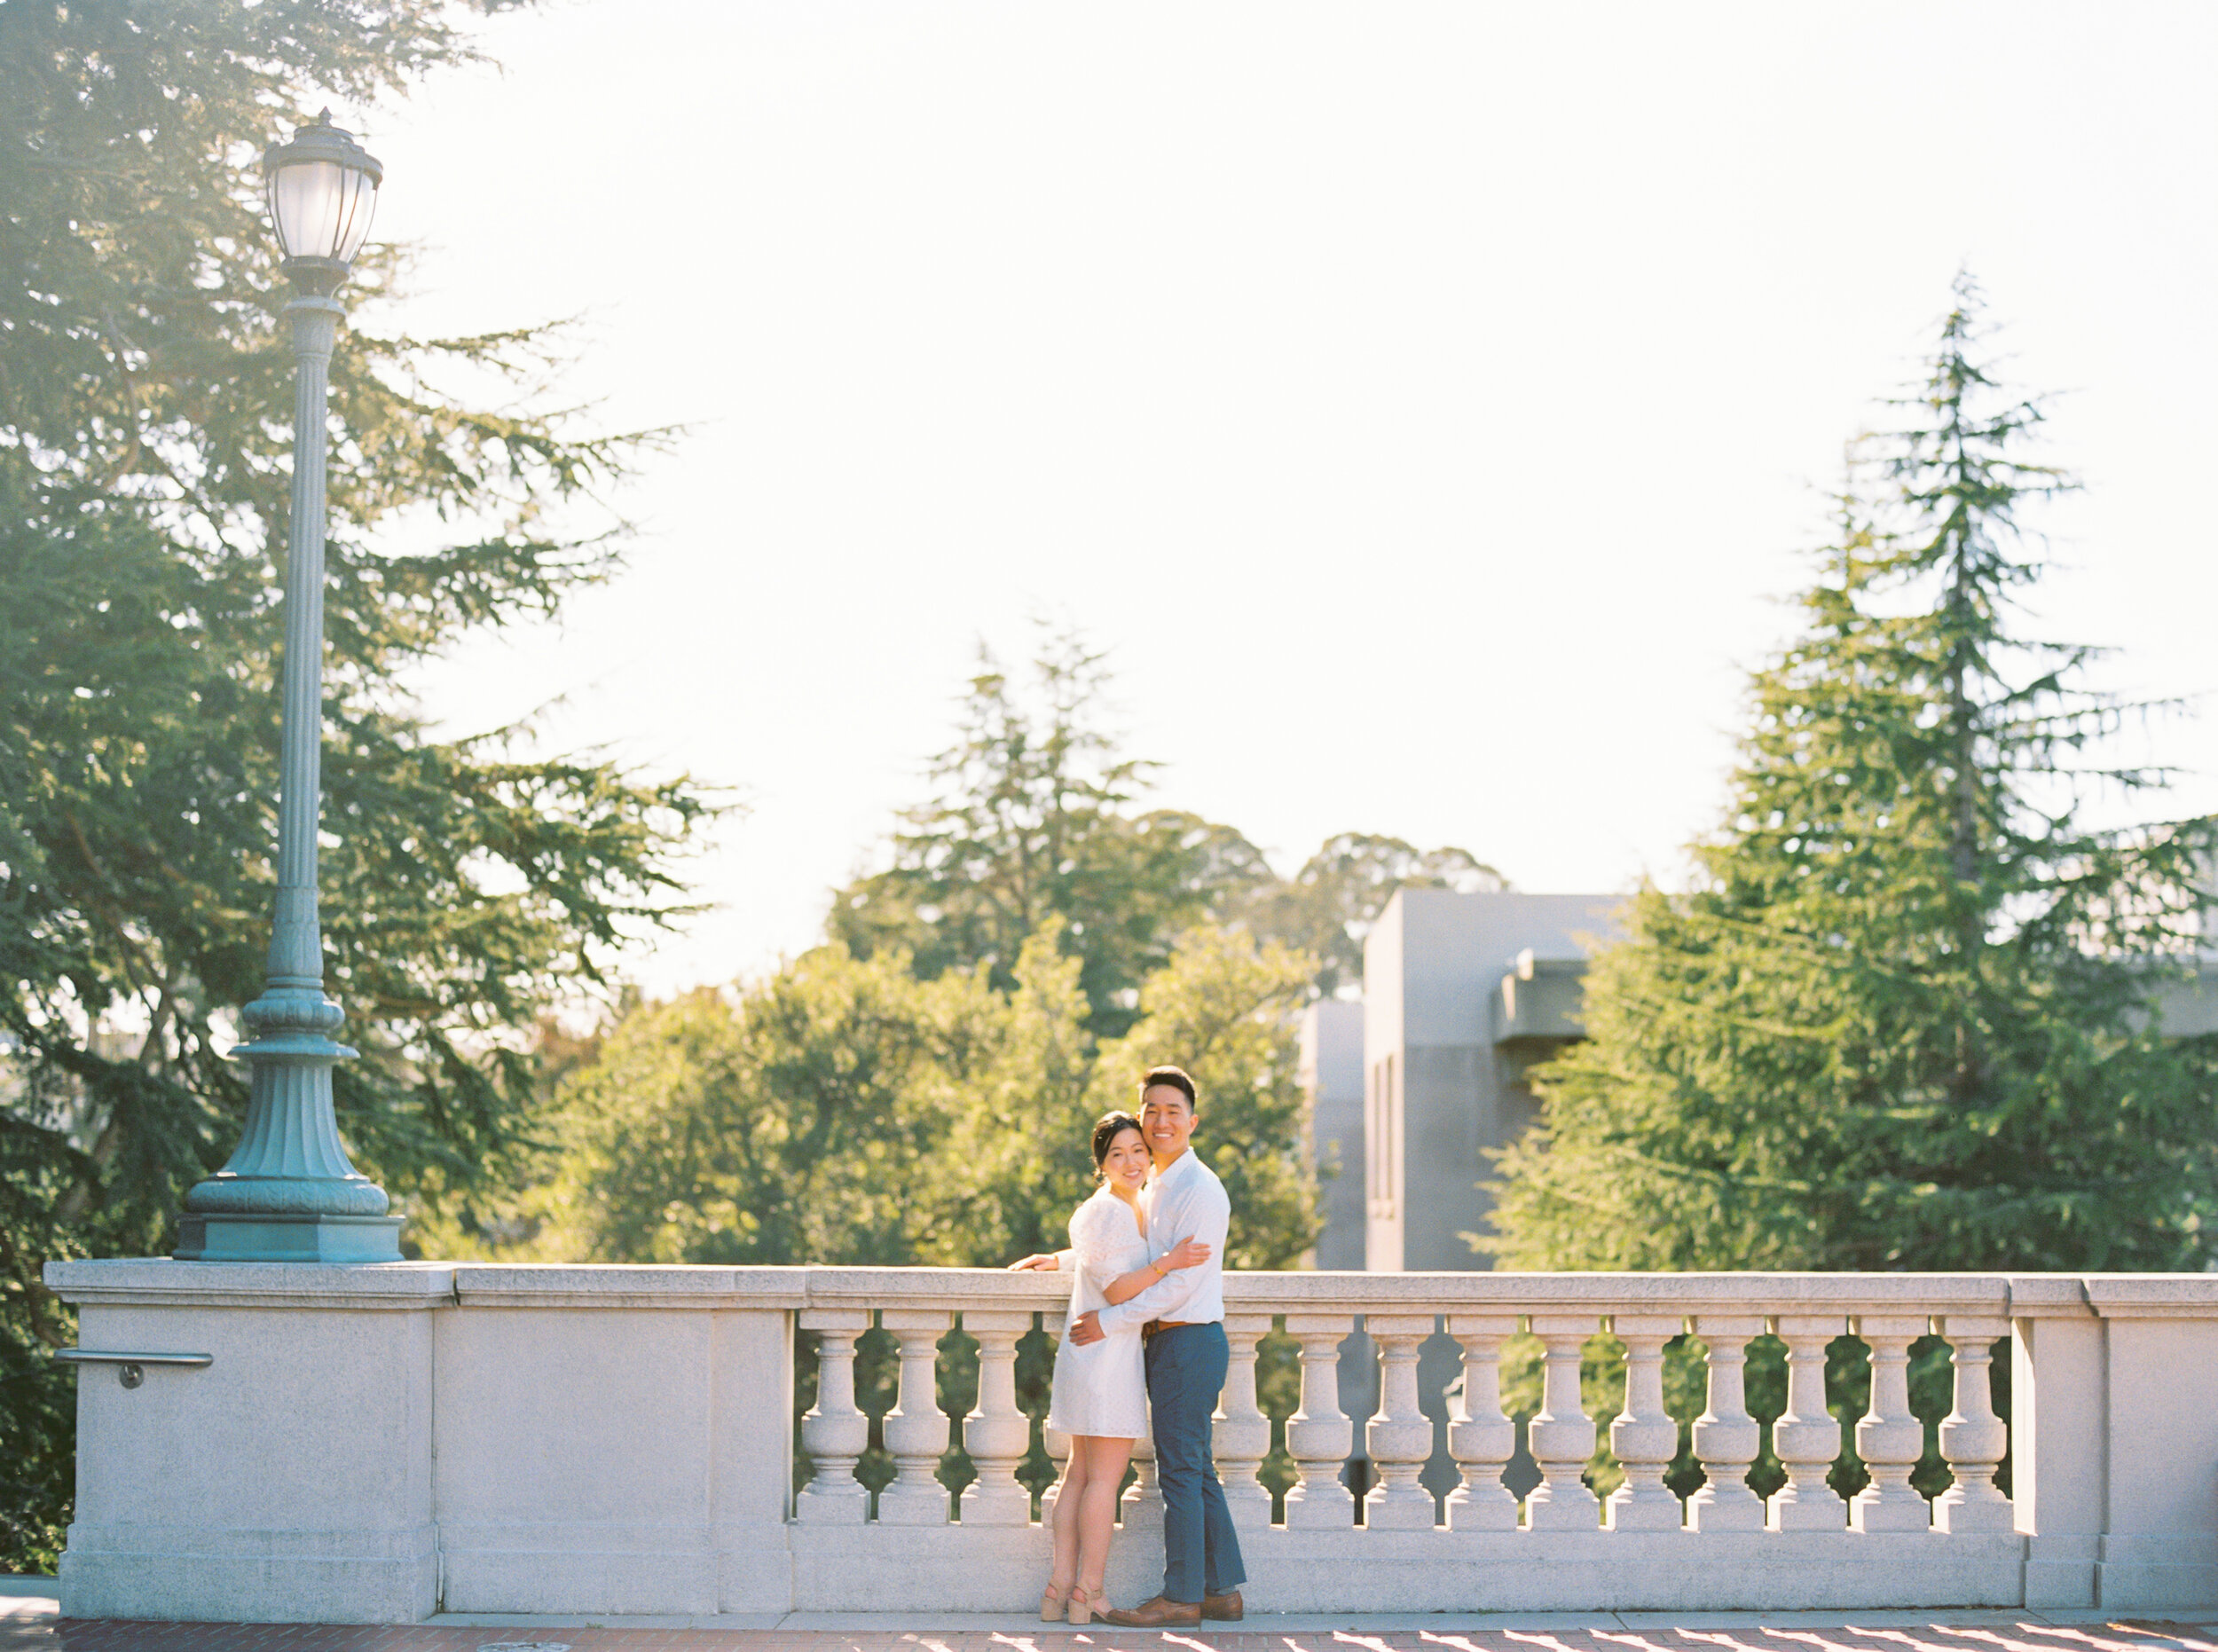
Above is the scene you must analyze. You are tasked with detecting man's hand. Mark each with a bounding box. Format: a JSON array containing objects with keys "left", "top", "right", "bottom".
[{"left": 1069, "top": 1309, "right": 1105, "bottom": 1346}]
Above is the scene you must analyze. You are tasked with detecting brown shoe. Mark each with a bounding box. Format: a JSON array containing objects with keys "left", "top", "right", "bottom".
[
  {"left": 1202, "top": 1591, "right": 1244, "bottom": 1622},
  {"left": 1103, "top": 1595, "right": 1202, "bottom": 1629}
]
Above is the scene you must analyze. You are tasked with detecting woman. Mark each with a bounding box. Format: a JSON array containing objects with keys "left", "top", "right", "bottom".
[{"left": 1008, "top": 1111, "right": 1211, "bottom": 1625}]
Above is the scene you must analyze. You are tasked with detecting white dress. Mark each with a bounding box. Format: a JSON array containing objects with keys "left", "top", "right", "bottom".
[{"left": 1044, "top": 1188, "right": 1152, "bottom": 1439}]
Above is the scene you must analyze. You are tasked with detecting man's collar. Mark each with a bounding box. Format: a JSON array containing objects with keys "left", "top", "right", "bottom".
[{"left": 1151, "top": 1146, "right": 1195, "bottom": 1185}]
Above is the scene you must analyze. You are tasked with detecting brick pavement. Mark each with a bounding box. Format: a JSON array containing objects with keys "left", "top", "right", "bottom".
[{"left": 3, "top": 1615, "right": 2216, "bottom": 1652}]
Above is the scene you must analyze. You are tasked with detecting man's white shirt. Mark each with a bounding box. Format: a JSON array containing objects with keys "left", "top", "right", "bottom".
[{"left": 1094, "top": 1147, "right": 1228, "bottom": 1335}]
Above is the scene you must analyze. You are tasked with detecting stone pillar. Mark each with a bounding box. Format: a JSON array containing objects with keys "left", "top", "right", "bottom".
[
  {"left": 796, "top": 1310, "right": 872, "bottom": 1524},
  {"left": 1606, "top": 1314, "right": 1683, "bottom": 1531},
  {"left": 1767, "top": 1313, "right": 1845, "bottom": 1531},
  {"left": 877, "top": 1309, "right": 953, "bottom": 1524},
  {"left": 1444, "top": 1315, "right": 1518, "bottom": 1531},
  {"left": 1851, "top": 1313, "right": 1931, "bottom": 1532},
  {"left": 1364, "top": 1314, "right": 1438, "bottom": 1529},
  {"left": 2008, "top": 1286, "right": 2104, "bottom": 1609},
  {"left": 1687, "top": 1314, "right": 1766, "bottom": 1531},
  {"left": 1214, "top": 1313, "right": 1275, "bottom": 1528},
  {"left": 1282, "top": 1314, "right": 1356, "bottom": 1528},
  {"left": 958, "top": 1310, "right": 1034, "bottom": 1526},
  {"left": 1524, "top": 1314, "right": 1599, "bottom": 1530}
]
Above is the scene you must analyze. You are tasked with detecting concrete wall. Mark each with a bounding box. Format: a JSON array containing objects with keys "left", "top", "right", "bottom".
[
  {"left": 46, "top": 1263, "right": 2218, "bottom": 1621},
  {"left": 1299, "top": 999, "right": 1365, "bottom": 1271},
  {"left": 1364, "top": 890, "right": 1620, "bottom": 1273}
]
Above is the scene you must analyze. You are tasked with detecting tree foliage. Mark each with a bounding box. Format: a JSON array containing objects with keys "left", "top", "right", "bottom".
[
  {"left": 1489, "top": 277, "right": 2218, "bottom": 1272},
  {"left": 829, "top": 630, "right": 1275, "bottom": 1034},
  {"left": 547, "top": 924, "right": 1321, "bottom": 1271},
  {"left": 830, "top": 627, "right": 1502, "bottom": 1020},
  {"left": 0, "top": 0, "right": 704, "bottom": 1566}
]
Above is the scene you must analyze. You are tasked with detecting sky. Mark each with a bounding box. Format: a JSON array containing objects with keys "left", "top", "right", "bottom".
[{"left": 359, "top": 1, "right": 2218, "bottom": 996}]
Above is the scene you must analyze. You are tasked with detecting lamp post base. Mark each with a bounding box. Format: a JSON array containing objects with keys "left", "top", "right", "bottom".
[{"left": 174, "top": 1211, "right": 405, "bottom": 1263}]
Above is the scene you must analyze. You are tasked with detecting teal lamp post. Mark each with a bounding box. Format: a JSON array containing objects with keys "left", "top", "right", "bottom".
[{"left": 174, "top": 114, "right": 402, "bottom": 1263}]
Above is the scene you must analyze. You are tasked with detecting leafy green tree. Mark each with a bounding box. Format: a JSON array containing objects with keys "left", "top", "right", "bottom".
[
  {"left": 1489, "top": 277, "right": 2218, "bottom": 1273},
  {"left": 1089, "top": 925, "right": 1323, "bottom": 1269},
  {"left": 0, "top": 0, "right": 704, "bottom": 1567},
  {"left": 554, "top": 922, "right": 1320, "bottom": 1271},
  {"left": 562, "top": 945, "right": 1050, "bottom": 1268},
  {"left": 830, "top": 629, "right": 1276, "bottom": 1034}
]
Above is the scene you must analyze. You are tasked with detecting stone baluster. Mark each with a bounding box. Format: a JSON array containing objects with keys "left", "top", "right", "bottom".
[
  {"left": 1767, "top": 1313, "right": 1845, "bottom": 1530},
  {"left": 1606, "top": 1314, "right": 1684, "bottom": 1530},
  {"left": 1851, "top": 1314, "right": 1931, "bottom": 1531},
  {"left": 796, "top": 1309, "right": 871, "bottom": 1523},
  {"left": 1933, "top": 1314, "right": 2012, "bottom": 1533},
  {"left": 1364, "top": 1314, "right": 1439, "bottom": 1529},
  {"left": 1524, "top": 1314, "right": 1600, "bottom": 1530},
  {"left": 1121, "top": 1426, "right": 1163, "bottom": 1529},
  {"left": 958, "top": 1310, "right": 1033, "bottom": 1525},
  {"left": 1687, "top": 1314, "right": 1766, "bottom": 1530},
  {"left": 1444, "top": 1315, "right": 1518, "bottom": 1531},
  {"left": 1213, "top": 1313, "right": 1276, "bottom": 1528},
  {"left": 877, "top": 1308, "right": 955, "bottom": 1524},
  {"left": 1282, "top": 1313, "right": 1356, "bottom": 1528}
]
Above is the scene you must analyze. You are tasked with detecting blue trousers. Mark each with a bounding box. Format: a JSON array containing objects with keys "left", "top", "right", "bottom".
[{"left": 1144, "top": 1322, "right": 1247, "bottom": 1604}]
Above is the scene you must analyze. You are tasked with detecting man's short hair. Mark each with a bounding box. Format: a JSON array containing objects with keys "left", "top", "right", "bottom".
[{"left": 1139, "top": 1065, "right": 1197, "bottom": 1111}]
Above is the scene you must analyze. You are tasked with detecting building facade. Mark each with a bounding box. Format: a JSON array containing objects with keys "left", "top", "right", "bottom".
[{"left": 1300, "top": 887, "right": 1620, "bottom": 1276}]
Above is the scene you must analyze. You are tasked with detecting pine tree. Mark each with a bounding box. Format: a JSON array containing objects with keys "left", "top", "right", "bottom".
[
  {"left": 1489, "top": 276, "right": 2218, "bottom": 1273},
  {"left": 0, "top": 0, "right": 705, "bottom": 1563}
]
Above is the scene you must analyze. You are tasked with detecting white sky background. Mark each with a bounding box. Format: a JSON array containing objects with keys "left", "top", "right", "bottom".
[{"left": 367, "top": 2, "right": 2218, "bottom": 997}]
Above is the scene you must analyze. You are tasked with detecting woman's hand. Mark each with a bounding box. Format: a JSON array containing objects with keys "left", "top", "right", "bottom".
[
  {"left": 1159, "top": 1236, "right": 1213, "bottom": 1271},
  {"left": 1007, "top": 1253, "right": 1058, "bottom": 1271}
]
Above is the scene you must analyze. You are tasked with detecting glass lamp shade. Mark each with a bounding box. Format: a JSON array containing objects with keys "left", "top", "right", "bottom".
[{"left": 263, "top": 110, "right": 382, "bottom": 272}]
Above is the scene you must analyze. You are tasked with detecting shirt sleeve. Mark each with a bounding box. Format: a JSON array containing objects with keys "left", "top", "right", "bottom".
[
  {"left": 1096, "top": 1176, "right": 1227, "bottom": 1335},
  {"left": 1066, "top": 1200, "right": 1130, "bottom": 1295}
]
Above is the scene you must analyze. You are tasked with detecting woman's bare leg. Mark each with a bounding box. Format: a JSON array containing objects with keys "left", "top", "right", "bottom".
[
  {"left": 1049, "top": 1444, "right": 1089, "bottom": 1595},
  {"left": 1074, "top": 1436, "right": 1137, "bottom": 1601}
]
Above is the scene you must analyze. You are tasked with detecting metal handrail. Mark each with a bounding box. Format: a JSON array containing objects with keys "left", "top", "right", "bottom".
[
  {"left": 53, "top": 1349, "right": 212, "bottom": 1367},
  {"left": 53, "top": 1349, "right": 213, "bottom": 1388}
]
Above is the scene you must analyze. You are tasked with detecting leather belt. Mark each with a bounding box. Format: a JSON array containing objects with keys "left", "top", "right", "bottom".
[{"left": 1142, "top": 1318, "right": 1195, "bottom": 1341}]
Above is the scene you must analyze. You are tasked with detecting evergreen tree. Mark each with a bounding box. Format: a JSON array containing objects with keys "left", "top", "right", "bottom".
[
  {"left": 831, "top": 628, "right": 1504, "bottom": 1021},
  {"left": 1490, "top": 276, "right": 2218, "bottom": 1273},
  {"left": 829, "top": 628, "right": 1278, "bottom": 1034},
  {"left": 0, "top": 0, "right": 704, "bottom": 1564}
]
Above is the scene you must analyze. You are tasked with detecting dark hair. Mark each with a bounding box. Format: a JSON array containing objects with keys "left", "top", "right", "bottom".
[
  {"left": 1091, "top": 1111, "right": 1144, "bottom": 1182},
  {"left": 1139, "top": 1065, "right": 1197, "bottom": 1111}
]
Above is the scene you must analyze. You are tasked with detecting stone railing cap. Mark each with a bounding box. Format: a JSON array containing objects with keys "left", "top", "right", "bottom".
[
  {"left": 454, "top": 1263, "right": 808, "bottom": 1309},
  {"left": 44, "top": 1257, "right": 458, "bottom": 1309},
  {"left": 2080, "top": 1274, "right": 2218, "bottom": 1318}
]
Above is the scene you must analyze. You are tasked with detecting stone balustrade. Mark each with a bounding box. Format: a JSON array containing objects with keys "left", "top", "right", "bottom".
[{"left": 43, "top": 1261, "right": 2218, "bottom": 1624}]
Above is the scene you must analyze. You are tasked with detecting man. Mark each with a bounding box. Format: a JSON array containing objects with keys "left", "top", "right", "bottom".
[{"left": 1068, "top": 1064, "right": 1247, "bottom": 1627}]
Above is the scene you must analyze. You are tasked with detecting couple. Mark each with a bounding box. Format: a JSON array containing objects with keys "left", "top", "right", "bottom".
[{"left": 1008, "top": 1064, "right": 1247, "bottom": 1629}]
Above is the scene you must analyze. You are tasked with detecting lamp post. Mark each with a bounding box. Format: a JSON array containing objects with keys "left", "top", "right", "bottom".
[{"left": 175, "top": 113, "right": 402, "bottom": 1263}]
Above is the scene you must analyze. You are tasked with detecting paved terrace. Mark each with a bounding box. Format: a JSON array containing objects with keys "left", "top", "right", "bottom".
[{"left": 4, "top": 1589, "right": 2218, "bottom": 1652}]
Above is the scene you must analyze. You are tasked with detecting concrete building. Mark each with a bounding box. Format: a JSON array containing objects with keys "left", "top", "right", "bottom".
[
  {"left": 1302, "top": 886, "right": 2218, "bottom": 1278},
  {"left": 1296, "top": 998, "right": 1365, "bottom": 1270},
  {"left": 1301, "top": 888, "right": 1620, "bottom": 1276}
]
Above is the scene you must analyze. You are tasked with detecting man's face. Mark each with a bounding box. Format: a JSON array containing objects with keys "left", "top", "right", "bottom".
[{"left": 1138, "top": 1084, "right": 1198, "bottom": 1160}]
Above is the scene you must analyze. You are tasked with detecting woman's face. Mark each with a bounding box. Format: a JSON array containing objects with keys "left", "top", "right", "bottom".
[{"left": 1099, "top": 1125, "right": 1150, "bottom": 1192}]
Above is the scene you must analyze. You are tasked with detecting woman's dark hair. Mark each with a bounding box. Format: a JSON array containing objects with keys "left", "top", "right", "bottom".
[{"left": 1091, "top": 1110, "right": 1144, "bottom": 1182}]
